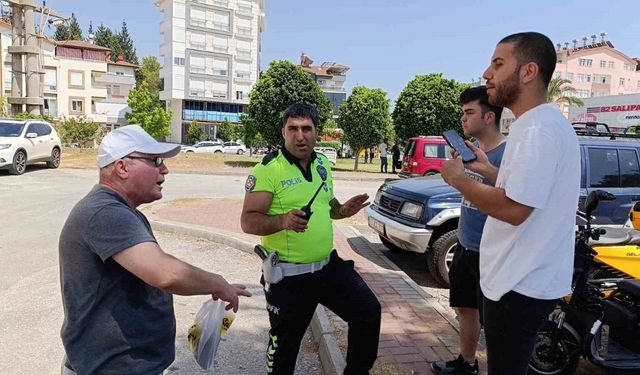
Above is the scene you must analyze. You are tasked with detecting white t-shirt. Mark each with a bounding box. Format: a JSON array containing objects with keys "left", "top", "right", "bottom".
[
  {"left": 378, "top": 143, "right": 388, "bottom": 157},
  {"left": 479, "top": 103, "right": 581, "bottom": 301}
]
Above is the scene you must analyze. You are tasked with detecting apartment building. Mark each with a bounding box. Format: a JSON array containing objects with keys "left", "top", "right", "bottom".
[
  {"left": 299, "top": 53, "right": 349, "bottom": 118},
  {"left": 0, "top": 20, "right": 136, "bottom": 127},
  {"left": 155, "top": 0, "right": 265, "bottom": 143}
]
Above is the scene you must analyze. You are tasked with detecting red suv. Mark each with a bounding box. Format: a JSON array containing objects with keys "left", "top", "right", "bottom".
[{"left": 399, "top": 136, "right": 452, "bottom": 178}]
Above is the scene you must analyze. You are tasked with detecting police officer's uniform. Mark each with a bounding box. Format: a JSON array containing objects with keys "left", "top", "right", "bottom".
[{"left": 246, "top": 148, "right": 381, "bottom": 375}]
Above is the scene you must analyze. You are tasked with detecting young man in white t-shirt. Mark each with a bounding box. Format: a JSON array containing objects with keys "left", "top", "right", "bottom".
[
  {"left": 378, "top": 138, "right": 388, "bottom": 173},
  {"left": 441, "top": 32, "right": 581, "bottom": 375}
]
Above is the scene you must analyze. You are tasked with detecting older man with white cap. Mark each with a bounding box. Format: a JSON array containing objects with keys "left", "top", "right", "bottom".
[{"left": 59, "top": 125, "right": 251, "bottom": 375}]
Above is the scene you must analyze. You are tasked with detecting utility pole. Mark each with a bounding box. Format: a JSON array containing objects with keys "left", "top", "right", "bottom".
[{"left": 5, "top": 0, "right": 66, "bottom": 116}]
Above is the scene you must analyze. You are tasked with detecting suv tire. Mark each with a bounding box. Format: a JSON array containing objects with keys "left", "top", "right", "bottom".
[
  {"left": 379, "top": 235, "right": 403, "bottom": 252},
  {"left": 8, "top": 150, "right": 27, "bottom": 175},
  {"left": 47, "top": 147, "right": 61, "bottom": 169},
  {"left": 428, "top": 229, "right": 457, "bottom": 287}
]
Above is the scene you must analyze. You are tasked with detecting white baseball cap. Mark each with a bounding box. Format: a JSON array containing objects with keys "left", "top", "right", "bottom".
[{"left": 97, "top": 125, "right": 181, "bottom": 168}]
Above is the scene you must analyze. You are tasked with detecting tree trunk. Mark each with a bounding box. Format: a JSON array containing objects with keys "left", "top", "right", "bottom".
[{"left": 354, "top": 148, "right": 360, "bottom": 171}]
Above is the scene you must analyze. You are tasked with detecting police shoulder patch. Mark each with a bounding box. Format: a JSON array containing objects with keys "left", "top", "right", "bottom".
[
  {"left": 245, "top": 175, "right": 257, "bottom": 192},
  {"left": 316, "top": 165, "right": 328, "bottom": 182},
  {"left": 261, "top": 150, "right": 279, "bottom": 166}
]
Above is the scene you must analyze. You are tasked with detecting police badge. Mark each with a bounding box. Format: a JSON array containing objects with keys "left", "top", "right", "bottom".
[
  {"left": 245, "top": 175, "right": 257, "bottom": 192},
  {"left": 316, "top": 165, "right": 327, "bottom": 182}
]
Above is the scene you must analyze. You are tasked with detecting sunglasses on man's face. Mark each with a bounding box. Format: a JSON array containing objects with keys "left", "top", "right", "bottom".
[{"left": 125, "top": 156, "right": 165, "bottom": 167}]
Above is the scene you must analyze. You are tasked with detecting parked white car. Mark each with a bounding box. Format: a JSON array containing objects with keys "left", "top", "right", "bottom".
[
  {"left": 0, "top": 119, "right": 62, "bottom": 175},
  {"left": 223, "top": 141, "right": 247, "bottom": 155},
  {"left": 314, "top": 147, "right": 337, "bottom": 165},
  {"left": 182, "top": 141, "right": 224, "bottom": 153}
]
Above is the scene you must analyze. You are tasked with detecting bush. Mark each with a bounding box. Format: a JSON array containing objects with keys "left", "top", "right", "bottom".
[
  {"left": 57, "top": 116, "right": 100, "bottom": 147},
  {"left": 316, "top": 141, "right": 341, "bottom": 151},
  {"left": 15, "top": 112, "right": 55, "bottom": 123}
]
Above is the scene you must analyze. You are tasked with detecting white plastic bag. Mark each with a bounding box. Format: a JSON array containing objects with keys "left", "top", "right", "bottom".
[{"left": 187, "top": 299, "right": 235, "bottom": 370}]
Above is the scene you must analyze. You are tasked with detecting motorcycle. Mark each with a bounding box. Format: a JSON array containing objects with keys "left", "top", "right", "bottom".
[{"left": 528, "top": 190, "right": 640, "bottom": 374}]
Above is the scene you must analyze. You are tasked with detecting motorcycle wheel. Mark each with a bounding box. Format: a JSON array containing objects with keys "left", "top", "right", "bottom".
[{"left": 528, "top": 320, "right": 581, "bottom": 375}]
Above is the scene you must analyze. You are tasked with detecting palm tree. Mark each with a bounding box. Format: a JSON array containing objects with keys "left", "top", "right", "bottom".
[{"left": 547, "top": 77, "right": 584, "bottom": 107}]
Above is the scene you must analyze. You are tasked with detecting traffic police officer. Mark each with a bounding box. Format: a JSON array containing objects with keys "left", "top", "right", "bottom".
[{"left": 241, "top": 103, "right": 381, "bottom": 375}]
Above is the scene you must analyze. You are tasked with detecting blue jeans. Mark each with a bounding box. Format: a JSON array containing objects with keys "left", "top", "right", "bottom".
[{"left": 380, "top": 156, "right": 388, "bottom": 173}]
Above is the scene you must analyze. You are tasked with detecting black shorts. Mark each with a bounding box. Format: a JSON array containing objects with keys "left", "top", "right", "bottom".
[{"left": 448, "top": 242, "right": 483, "bottom": 313}]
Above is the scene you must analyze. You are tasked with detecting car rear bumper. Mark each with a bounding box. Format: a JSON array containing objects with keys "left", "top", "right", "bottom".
[{"left": 365, "top": 206, "right": 432, "bottom": 253}]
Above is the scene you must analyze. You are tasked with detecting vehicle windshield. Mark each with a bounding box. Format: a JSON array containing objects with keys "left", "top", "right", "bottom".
[{"left": 0, "top": 122, "right": 25, "bottom": 137}]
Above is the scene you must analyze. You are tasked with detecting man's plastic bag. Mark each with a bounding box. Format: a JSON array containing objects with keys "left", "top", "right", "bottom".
[{"left": 187, "top": 299, "right": 235, "bottom": 370}]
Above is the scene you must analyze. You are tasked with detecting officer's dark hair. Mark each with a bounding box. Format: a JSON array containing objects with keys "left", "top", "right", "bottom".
[
  {"left": 498, "top": 32, "right": 556, "bottom": 87},
  {"left": 459, "top": 85, "right": 503, "bottom": 127},
  {"left": 282, "top": 103, "right": 319, "bottom": 129}
]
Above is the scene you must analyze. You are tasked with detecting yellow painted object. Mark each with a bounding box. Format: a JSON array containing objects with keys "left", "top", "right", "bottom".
[
  {"left": 631, "top": 202, "right": 640, "bottom": 230},
  {"left": 593, "top": 244, "right": 640, "bottom": 279}
]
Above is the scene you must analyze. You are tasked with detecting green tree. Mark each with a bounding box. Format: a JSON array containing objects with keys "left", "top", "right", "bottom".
[
  {"left": 67, "top": 13, "right": 83, "bottom": 40},
  {"left": 393, "top": 73, "right": 468, "bottom": 140},
  {"left": 187, "top": 120, "right": 204, "bottom": 144},
  {"left": 57, "top": 116, "right": 100, "bottom": 147},
  {"left": 94, "top": 24, "right": 122, "bottom": 61},
  {"left": 547, "top": 77, "right": 584, "bottom": 107},
  {"left": 240, "top": 113, "right": 264, "bottom": 156},
  {"left": 135, "top": 56, "right": 162, "bottom": 99},
  {"left": 338, "top": 86, "right": 391, "bottom": 171},
  {"left": 245, "top": 60, "right": 332, "bottom": 146},
  {"left": 126, "top": 83, "right": 172, "bottom": 138},
  {"left": 117, "top": 20, "right": 138, "bottom": 64},
  {"left": 53, "top": 24, "right": 70, "bottom": 41},
  {"left": 87, "top": 21, "right": 94, "bottom": 37},
  {"left": 217, "top": 119, "right": 245, "bottom": 141}
]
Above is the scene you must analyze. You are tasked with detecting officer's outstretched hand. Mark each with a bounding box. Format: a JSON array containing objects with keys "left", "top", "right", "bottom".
[
  {"left": 339, "top": 193, "right": 370, "bottom": 218},
  {"left": 281, "top": 209, "right": 309, "bottom": 232}
]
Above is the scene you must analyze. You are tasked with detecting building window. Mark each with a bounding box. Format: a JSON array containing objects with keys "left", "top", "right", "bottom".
[
  {"left": 578, "top": 58, "right": 592, "bottom": 67},
  {"left": 600, "top": 60, "right": 606, "bottom": 68},
  {"left": 608, "top": 61, "right": 614, "bottom": 69},
  {"left": 624, "top": 63, "right": 631, "bottom": 71},
  {"left": 112, "top": 85, "right": 120, "bottom": 95},
  {"left": 68, "top": 70, "right": 84, "bottom": 89},
  {"left": 575, "top": 89, "right": 590, "bottom": 98},
  {"left": 115, "top": 71, "right": 124, "bottom": 76},
  {"left": 70, "top": 98, "right": 84, "bottom": 114},
  {"left": 236, "top": 90, "right": 244, "bottom": 100},
  {"left": 620, "top": 78, "right": 625, "bottom": 86},
  {"left": 577, "top": 74, "right": 591, "bottom": 83},
  {"left": 553, "top": 72, "right": 561, "bottom": 79},
  {"left": 637, "top": 80, "right": 640, "bottom": 89},
  {"left": 566, "top": 72, "right": 573, "bottom": 82},
  {"left": 174, "top": 57, "right": 185, "bottom": 66}
]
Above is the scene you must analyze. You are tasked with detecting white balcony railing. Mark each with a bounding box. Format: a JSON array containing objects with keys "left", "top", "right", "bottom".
[
  {"left": 190, "top": 88, "right": 206, "bottom": 97},
  {"left": 190, "top": 66, "right": 206, "bottom": 74},
  {"left": 213, "top": 0, "right": 228, "bottom": 7},
  {"left": 190, "top": 41, "right": 206, "bottom": 50},
  {"left": 190, "top": 18, "right": 206, "bottom": 28},
  {"left": 212, "top": 90, "right": 227, "bottom": 99},
  {"left": 236, "top": 26, "right": 252, "bottom": 37},
  {"left": 235, "top": 71, "right": 252, "bottom": 79},
  {"left": 237, "top": 3, "right": 253, "bottom": 14},
  {"left": 236, "top": 49, "right": 252, "bottom": 59},
  {"left": 213, "top": 45, "right": 228, "bottom": 53},
  {"left": 213, "top": 69, "right": 228, "bottom": 76},
  {"left": 213, "top": 22, "right": 230, "bottom": 31},
  {"left": 44, "top": 84, "right": 57, "bottom": 92}
]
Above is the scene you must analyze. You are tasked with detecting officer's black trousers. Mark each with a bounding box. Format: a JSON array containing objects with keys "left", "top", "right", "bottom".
[{"left": 262, "top": 251, "right": 381, "bottom": 375}]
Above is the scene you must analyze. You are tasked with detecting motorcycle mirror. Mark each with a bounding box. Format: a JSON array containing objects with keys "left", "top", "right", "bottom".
[{"left": 585, "top": 190, "right": 616, "bottom": 219}]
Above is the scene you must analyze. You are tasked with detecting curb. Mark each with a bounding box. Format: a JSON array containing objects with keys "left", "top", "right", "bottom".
[{"left": 149, "top": 218, "right": 346, "bottom": 375}]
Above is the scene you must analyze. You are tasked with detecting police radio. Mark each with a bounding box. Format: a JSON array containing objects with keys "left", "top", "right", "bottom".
[{"left": 298, "top": 182, "right": 326, "bottom": 221}]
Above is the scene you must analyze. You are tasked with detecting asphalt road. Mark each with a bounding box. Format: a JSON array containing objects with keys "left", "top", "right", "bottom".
[{"left": 0, "top": 168, "right": 382, "bottom": 374}]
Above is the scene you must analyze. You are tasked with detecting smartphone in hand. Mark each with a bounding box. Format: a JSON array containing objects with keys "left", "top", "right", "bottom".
[{"left": 442, "top": 129, "right": 477, "bottom": 163}]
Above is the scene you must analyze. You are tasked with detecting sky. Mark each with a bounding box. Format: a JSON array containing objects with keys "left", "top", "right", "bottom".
[{"left": 41, "top": 0, "right": 640, "bottom": 102}]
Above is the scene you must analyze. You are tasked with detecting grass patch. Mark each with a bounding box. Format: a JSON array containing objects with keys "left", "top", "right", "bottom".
[{"left": 333, "top": 158, "right": 392, "bottom": 174}]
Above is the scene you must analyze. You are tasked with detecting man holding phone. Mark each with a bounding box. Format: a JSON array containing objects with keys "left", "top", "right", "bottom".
[
  {"left": 432, "top": 86, "right": 504, "bottom": 375},
  {"left": 441, "top": 32, "right": 581, "bottom": 374}
]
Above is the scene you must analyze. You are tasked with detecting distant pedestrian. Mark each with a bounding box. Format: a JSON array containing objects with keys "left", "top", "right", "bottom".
[
  {"left": 378, "top": 138, "right": 388, "bottom": 173},
  {"left": 391, "top": 142, "right": 401, "bottom": 173},
  {"left": 363, "top": 148, "right": 369, "bottom": 164},
  {"left": 369, "top": 147, "right": 375, "bottom": 164}
]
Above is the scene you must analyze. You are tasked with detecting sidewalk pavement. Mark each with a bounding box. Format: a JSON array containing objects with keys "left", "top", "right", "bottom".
[{"left": 145, "top": 198, "right": 487, "bottom": 375}]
